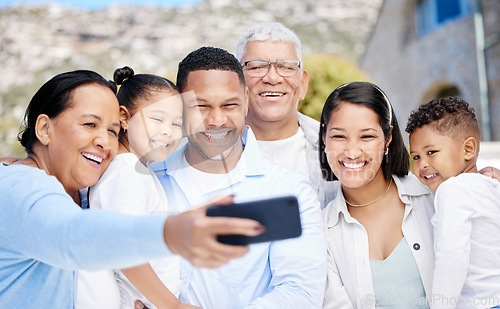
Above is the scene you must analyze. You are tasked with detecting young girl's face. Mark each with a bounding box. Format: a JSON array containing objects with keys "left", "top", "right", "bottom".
[
  {"left": 323, "top": 102, "right": 388, "bottom": 189},
  {"left": 126, "top": 90, "right": 183, "bottom": 164}
]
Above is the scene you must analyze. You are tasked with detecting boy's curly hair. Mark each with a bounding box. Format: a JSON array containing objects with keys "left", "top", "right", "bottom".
[{"left": 406, "top": 96, "right": 480, "bottom": 141}]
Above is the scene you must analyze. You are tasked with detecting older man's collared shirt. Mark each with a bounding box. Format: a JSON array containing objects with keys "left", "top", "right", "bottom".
[
  {"left": 297, "top": 112, "right": 340, "bottom": 209},
  {"left": 152, "top": 126, "right": 327, "bottom": 309}
]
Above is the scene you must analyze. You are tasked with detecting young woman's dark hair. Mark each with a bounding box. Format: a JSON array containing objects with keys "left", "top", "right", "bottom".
[
  {"left": 319, "top": 81, "right": 409, "bottom": 181},
  {"left": 18, "top": 70, "right": 117, "bottom": 154},
  {"left": 113, "top": 66, "right": 177, "bottom": 114}
]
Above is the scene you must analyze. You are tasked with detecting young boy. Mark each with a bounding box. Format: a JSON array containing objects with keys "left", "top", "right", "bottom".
[{"left": 406, "top": 96, "right": 500, "bottom": 309}]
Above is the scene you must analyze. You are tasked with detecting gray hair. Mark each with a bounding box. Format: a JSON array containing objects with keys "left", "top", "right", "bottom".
[{"left": 235, "top": 22, "right": 302, "bottom": 62}]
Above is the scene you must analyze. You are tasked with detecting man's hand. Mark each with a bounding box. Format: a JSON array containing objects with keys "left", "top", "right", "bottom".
[
  {"left": 163, "top": 195, "right": 265, "bottom": 268},
  {"left": 0, "top": 157, "right": 20, "bottom": 164},
  {"left": 135, "top": 300, "right": 148, "bottom": 309},
  {"left": 479, "top": 166, "right": 500, "bottom": 181}
]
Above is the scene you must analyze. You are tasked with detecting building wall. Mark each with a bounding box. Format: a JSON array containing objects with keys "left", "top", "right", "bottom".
[
  {"left": 483, "top": 0, "right": 500, "bottom": 140},
  {"left": 361, "top": 0, "right": 499, "bottom": 142}
]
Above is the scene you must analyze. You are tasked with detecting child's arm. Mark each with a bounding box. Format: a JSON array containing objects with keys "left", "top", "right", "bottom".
[{"left": 122, "top": 263, "right": 199, "bottom": 309}]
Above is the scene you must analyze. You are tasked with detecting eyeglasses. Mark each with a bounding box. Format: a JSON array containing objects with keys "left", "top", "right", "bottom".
[{"left": 242, "top": 60, "right": 301, "bottom": 78}]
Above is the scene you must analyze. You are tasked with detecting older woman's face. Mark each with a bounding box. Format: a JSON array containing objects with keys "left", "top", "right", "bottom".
[{"left": 45, "top": 84, "right": 120, "bottom": 193}]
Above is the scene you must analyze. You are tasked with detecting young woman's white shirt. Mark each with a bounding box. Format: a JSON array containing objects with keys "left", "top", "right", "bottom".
[
  {"left": 323, "top": 174, "right": 435, "bottom": 309},
  {"left": 88, "top": 153, "right": 180, "bottom": 309}
]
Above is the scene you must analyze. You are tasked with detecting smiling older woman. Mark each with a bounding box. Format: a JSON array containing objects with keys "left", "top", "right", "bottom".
[{"left": 0, "top": 70, "right": 264, "bottom": 308}]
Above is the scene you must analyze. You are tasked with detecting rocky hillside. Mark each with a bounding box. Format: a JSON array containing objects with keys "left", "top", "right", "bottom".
[{"left": 0, "top": 0, "right": 382, "bottom": 155}]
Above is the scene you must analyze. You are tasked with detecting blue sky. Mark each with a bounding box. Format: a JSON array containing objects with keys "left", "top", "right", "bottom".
[{"left": 0, "top": 0, "right": 202, "bottom": 9}]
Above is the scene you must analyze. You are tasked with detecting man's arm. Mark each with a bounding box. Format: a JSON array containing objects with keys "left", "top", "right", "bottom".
[
  {"left": 479, "top": 166, "right": 500, "bottom": 181},
  {"left": 0, "top": 157, "right": 20, "bottom": 164}
]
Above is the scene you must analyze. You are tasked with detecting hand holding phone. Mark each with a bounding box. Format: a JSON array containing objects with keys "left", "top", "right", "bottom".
[{"left": 206, "top": 195, "right": 302, "bottom": 245}]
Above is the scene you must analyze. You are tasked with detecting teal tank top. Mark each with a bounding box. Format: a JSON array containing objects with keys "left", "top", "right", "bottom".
[{"left": 370, "top": 238, "right": 430, "bottom": 308}]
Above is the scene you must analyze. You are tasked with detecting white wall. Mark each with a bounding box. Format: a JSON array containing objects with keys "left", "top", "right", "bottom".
[{"left": 477, "top": 141, "right": 500, "bottom": 170}]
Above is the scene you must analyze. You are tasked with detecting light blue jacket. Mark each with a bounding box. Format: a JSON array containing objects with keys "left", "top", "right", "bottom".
[{"left": 0, "top": 164, "right": 170, "bottom": 308}]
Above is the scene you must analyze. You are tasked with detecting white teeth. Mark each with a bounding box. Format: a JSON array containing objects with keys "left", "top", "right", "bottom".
[
  {"left": 82, "top": 152, "right": 103, "bottom": 163},
  {"left": 205, "top": 132, "right": 228, "bottom": 140},
  {"left": 260, "top": 92, "right": 284, "bottom": 97},
  {"left": 424, "top": 174, "right": 437, "bottom": 179},
  {"left": 152, "top": 140, "right": 169, "bottom": 148},
  {"left": 342, "top": 162, "right": 365, "bottom": 169}
]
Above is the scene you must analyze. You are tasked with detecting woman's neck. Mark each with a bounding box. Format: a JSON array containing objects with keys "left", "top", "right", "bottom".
[
  {"left": 25, "top": 148, "right": 82, "bottom": 205},
  {"left": 342, "top": 172, "right": 393, "bottom": 208},
  {"left": 70, "top": 190, "right": 81, "bottom": 205},
  {"left": 13, "top": 154, "right": 40, "bottom": 169}
]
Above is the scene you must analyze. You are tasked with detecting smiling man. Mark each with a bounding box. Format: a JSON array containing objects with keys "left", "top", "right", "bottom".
[
  {"left": 152, "top": 47, "right": 326, "bottom": 309},
  {"left": 236, "top": 22, "right": 338, "bottom": 208},
  {"left": 178, "top": 69, "right": 246, "bottom": 173}
]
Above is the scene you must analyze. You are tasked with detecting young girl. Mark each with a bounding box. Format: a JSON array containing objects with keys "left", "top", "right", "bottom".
[
  {"left": 77, "top": 66, "right": 194, "bottom": 309},
  {"left": 320, "top": 82, "right": 435, "bottom": 308}
]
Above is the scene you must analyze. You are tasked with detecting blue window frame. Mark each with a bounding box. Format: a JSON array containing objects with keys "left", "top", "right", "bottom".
[{"left": 416, "top": 0, "right": 471, "bottom": 36}]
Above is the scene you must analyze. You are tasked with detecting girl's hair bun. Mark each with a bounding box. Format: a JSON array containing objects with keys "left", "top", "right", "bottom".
[{"left": 113, "top": 66, "right": 135, "bottom": 85}]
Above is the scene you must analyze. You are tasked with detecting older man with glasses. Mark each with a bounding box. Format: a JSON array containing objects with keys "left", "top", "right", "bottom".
[{"left": 236, "top": 22, "right": 338, "bottom": 209}]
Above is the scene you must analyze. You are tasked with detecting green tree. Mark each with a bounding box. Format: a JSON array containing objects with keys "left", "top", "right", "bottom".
[{"left": 299, "top": 53, "right": 370, "bottom": 120}]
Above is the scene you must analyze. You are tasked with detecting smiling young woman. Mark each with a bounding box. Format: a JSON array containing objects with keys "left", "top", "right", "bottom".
[{"left": 319, "top": 82, "right": 435, "bottom": 309}]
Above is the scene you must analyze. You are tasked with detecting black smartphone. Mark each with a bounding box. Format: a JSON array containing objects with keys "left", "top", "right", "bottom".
[{"left": 206, "top": 195, "right": 302, "bottom": 245}]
